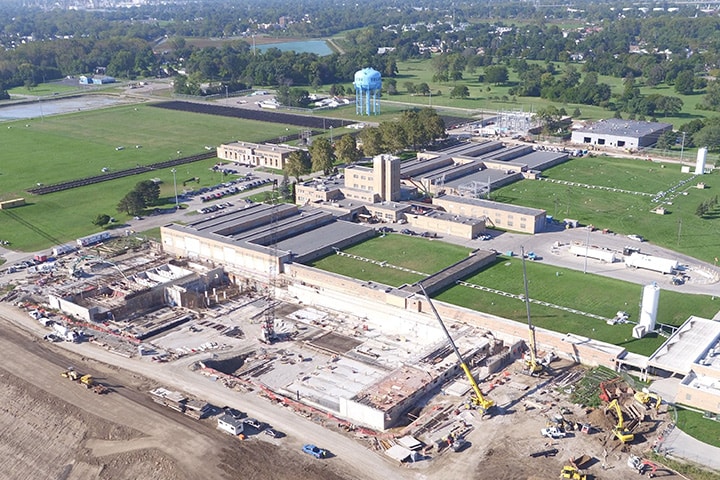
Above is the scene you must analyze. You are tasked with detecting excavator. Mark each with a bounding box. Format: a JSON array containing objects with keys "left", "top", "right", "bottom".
[
  {"left": 628, "top": 455, "right": 658, "bottom": 477},
  {"left": 419, "top": 284, "right": 495, "bottom": 414},
  {"left": 520, "top": 247, "right": 543, "bottom": 375},
  {"left": 634, "top": 389, "right": 662, "bottom": 411},
  {"left": 606, "top": 398, "right": 634, "bottom": 443}
]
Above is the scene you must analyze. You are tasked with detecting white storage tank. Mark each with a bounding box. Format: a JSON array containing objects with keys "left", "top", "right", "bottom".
[
  {"left": 639, "top": 283, "right": 660, "bottom": 334},
  {"left": 695, "top": 147, "right": 707, "bottom": 174}
]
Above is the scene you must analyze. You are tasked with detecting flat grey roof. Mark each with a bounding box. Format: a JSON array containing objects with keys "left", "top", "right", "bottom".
[
  {"left": 444, "top": 168, "right": 514, "bottom": 190},
  {"left": 575, "top": 119, "right": 672, "bottom": 137},
  {"left": 437, "top": 194, "right": 545, "bottom": 216},
  {"left": 648, "top": 316, "right": 720, "bottom": 375},
  {"left": 275, "top": 220, "right": 373, "bottom": 256}
]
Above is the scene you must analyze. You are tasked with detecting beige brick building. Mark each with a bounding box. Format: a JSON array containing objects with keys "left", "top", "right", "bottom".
[{"left": 217, "top": 142, "right": 302, "bottom": 170}]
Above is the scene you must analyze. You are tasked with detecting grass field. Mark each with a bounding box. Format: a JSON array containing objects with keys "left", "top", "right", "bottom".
[
  {"left": 309, "top": 235, "right": 470, "bottom": 286},
  {"left": 309, "top": 236, "right": 719, "bottom": 356},
  {"left": 0, "top": 102, "right": 299, "bottom": 251},
  {"left": 676, "top": 407, "right": 720, "bottom": 449},
  {"left": 492, "top": 156, "right": 720, "bottom": 263}
]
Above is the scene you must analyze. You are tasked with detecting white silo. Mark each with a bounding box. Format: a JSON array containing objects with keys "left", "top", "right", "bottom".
[
  {"left": 695, "top": 147, "right": 707, "bottom": 174},
  {"left": 639, "top": 283, "right": 660, "bottom": 332}
]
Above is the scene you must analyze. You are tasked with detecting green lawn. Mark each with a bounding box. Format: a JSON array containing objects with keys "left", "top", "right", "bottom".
[
  {"left": 492, "top": 156, "right": 720, "bottom": 263},
  {"left": 0, "top": 103, "right": 301, "bottom": 251},
  {"left": 309, "top": 234, "right": 471, "bottom": 286},
  {"left": 309, "top": 236, "right": 719, "bottom": 356},
  {"left": 676, "top": 407, "right": 720, "bottom": 449},
  {"left": 436, "top": 255, "right": 719, "bottom": 356}
]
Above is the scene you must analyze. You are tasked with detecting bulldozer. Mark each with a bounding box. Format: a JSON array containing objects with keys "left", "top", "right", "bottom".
[{"left": 560, "top": 465, "right": 587, "bottom": 480}]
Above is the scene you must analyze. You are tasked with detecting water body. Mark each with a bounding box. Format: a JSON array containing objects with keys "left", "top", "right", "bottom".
[
  {"left": 0, "top": 96, "right": 130, "bottom": 122},
  {"left": 255, "top": 40, "right": 333, "bottom": 56}
]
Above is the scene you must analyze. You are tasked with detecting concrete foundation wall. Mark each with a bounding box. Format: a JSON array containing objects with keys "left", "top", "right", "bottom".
[
  {"left": 285, "top": 265, "right": 624, "bottom": 369},
  {"left": 161, "top": 226, "right": 285, "bottom": 274},
  {"left": 48, "top": 294, "right": 95, "bottom": 322},
  {"left": 339, "top": 397, "right": 387, "bottom": 430}
]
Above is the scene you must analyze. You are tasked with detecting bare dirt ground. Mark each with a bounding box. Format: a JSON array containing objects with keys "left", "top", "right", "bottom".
[{"left": 0, "top": 320, "right": 346, "bottom": 480}]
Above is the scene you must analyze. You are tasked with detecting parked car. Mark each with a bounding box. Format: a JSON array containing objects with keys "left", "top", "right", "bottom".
[
  {"left": 223, "top": 407, "right": 244, "bottom": 420},
  {"left": 541, "top": 427, "right": 566, "bottom": 439},
  {"left": 627, "top": 234, "right": 644, "bottom": 242},
  {"left": 302, "top": 444, "right": 327, "bottom": 459},
  {"left": 264, "top": 428, "right": 282, "bottom": 438},
  {"left": 377, "top": 226, "right": 394, "bottom": 233},
  {"left": 243, "top": 418, "right": 264, "bottom": 429}
]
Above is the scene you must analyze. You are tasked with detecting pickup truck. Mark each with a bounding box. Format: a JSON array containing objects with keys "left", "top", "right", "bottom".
[{"left": 541, "top": 427, "right": 567, "bottom": 439}]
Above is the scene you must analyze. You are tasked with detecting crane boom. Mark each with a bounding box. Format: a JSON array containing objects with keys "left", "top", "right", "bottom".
[
  {"left": 419, "top": 284, "right": 494, "bottom": 413},
  {"left": 521, "top": 247, "right": 543, "bottom": 375}
]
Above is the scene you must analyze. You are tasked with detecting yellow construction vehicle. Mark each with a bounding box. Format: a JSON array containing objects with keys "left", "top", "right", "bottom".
[
  {"left": 606, "top": 398, "right": 634, "bottom": 443},
  {"left": 521, "top": 247, "right": 543, "bottom": 375},
  {"left": 560, "top": 465, "right": 587, "bottom": 480},
  {"left": 61, "top": 370, "right": 80, "bottom": 381},
  {"left": 420, "top": 284, "right": 495, "bottom": 414},
  {"left": 80, "top": 374, "right": 95, "bottom": 388},
  {"left": 634, "top": 389, "right": 662, "bottom": 410}
]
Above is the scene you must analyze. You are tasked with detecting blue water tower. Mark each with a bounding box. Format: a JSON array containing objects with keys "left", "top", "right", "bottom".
[{"left": 354, "top": 67, "right": 382, "bottom": 115}]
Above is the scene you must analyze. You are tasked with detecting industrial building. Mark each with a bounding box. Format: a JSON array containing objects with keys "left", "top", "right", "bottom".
[
  {"left": 217, "top": 141, "right": 302, "bottom": 170},
  {"left": 647, "top": 316, "right": 720, "bottom": 413},
  {"left": 570, "top": 119, "right": 672, "bottom": 149},
  {"left": 296, "top": 139, "right": 562, "bottom": 236},
  {"left": 161, "top": 202, "right": 376, "bottom": 272},
  {"left": 432, "top": 195, "right": 546, "bottom": 235}
]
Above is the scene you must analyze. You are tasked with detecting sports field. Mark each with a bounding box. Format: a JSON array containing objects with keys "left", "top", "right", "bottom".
[
  {"left": 0, "top": 102, "right": 296, "bottom": 251},
  {"left": 492, "top": 156, "right": 720, "bottom": 263}
]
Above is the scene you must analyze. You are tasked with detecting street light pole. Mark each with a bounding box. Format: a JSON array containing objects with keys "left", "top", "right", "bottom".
[
  {"left": 171, "top": 168, "right": 178, "bottom": 207},
  {"left": 680, "top": 131, "right": 686, "bottom": 162}
]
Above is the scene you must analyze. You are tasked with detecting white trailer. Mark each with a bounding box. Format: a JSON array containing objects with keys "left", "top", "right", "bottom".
[
  {"left": 52, "top": 244, "right": 77, "bottom": 256},
  {"left": 624, "top": 252, "right": 678, "bottom": 275},
  {"left": 569, "top": 245, "right": 616, "bottom": 263}
]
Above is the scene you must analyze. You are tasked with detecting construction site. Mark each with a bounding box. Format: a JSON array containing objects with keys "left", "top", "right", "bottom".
[{"left": 0, "top": 229, "right": 702, "bottom": 480}]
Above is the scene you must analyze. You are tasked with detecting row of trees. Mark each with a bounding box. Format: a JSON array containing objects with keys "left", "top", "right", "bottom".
[
  {"left": 117, "top": 180, "right": 161, "bottom": 216},
  {"left": 359, "top": 108, "right": 446, "bottom": 156}
]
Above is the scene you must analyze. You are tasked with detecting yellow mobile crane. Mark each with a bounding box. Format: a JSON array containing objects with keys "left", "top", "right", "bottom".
[
  {"left": 606, "top": 399, "right": 634, "bottom": 443},
  {"left": 419, "top": 284, "right": 495, "bottom": 414},
  {"left": 521, "top": 247, "right": 543, "bottom": 375}
]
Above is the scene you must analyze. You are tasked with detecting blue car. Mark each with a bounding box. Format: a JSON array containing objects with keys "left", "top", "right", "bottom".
[{"left": 302, "top": 444, "right": 327, "bottom": 459}]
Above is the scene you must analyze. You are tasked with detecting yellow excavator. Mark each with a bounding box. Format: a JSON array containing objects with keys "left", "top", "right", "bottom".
[
  {"left": 521, "top": 247, "right": 543, "bottom": 375},
  {"left": 420, "top": 284, "right": 495, "bottom": 414},
  {"left": 606, "top": 399, "right": 634, "bottom": 443},
  {"left": 634, "top": 389, "right": 662, "bottom": 410}
]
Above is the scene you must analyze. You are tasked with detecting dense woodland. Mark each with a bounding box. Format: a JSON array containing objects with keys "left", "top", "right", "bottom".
[{"left": 0, "top": 0, "right": 719, "bottom": 146}]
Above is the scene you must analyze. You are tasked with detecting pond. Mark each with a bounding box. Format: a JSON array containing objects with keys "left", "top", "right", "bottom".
[{"left": 255, "top": 40, "right": 333, "bottom": 56}]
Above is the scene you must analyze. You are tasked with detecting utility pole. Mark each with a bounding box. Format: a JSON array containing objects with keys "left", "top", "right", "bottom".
[
  {"left": 680, "top": 131, "right": 686, "bottom": 162},
  {"left": 171, "top": 168, "right": 178, "bottom": 207},
  {"left": 583, "top": 226, "right": 590, "bottom": 274},
  {"left": 677, "top": 218, "right": 682, "bottom": 246}
]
